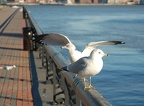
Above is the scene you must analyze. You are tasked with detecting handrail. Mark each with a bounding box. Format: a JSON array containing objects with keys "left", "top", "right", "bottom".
[
  {"left": 23, "top": 6, "right": 44, "bottom": 50},
  {"left": 23, "top": 6, "right": 43, "bottom": 35},
  {"left": 23, "top": 6, "right": 112, "bottom": 106}
]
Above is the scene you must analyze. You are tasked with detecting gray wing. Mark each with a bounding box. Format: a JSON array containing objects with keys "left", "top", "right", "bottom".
[
  {"left": 68, "top": 58, "right": 88, "bottom": 74},
  {"left": 87, "top": 41, "right": 125, "bottom": 47},
  {"left": 42, "top": 33, "right": 71, "bottom": 46},
  {"left": 82, "top": 41, "right": 125, "bottom": 57}
]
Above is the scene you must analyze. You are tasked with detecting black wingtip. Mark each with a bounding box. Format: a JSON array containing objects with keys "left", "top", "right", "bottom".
[
  {"left": 115, "top": 41, "right": 125, "bottom": 45},
  {"left": 119, "top": 41, "right": 125, "bottom": 44},
  {"left": 121, "top": 41, "right": 125, "bottom": 44}
]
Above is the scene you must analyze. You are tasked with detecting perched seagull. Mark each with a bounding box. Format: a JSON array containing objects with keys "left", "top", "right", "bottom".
[{"left": 63, "top": 49, "right": 108, "bottom": 90}]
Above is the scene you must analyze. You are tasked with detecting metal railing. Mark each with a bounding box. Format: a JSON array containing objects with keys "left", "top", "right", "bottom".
[
  {"left": 23, "top": 6, "right": 112, "bottom": 106},
  {"left": 23, "top": 6, "right": 44, "bottom": 51}
]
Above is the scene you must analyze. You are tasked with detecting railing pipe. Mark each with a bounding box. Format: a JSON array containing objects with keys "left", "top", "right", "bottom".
[{"left": 23, "top": 6, "right": 43, "bottom": 35}]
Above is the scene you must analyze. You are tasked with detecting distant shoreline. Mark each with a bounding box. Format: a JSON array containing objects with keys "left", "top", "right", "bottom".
[{"left": 2, "top": 2, "right": 143, "bottom": 6}]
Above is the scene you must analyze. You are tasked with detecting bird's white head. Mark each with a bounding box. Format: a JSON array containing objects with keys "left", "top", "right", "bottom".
[
  {"left": 91, "top": 49, "right": 109, "bottom": 58},
  {"left": 61, "top": 43, "right": 76, "bottom": 51}
]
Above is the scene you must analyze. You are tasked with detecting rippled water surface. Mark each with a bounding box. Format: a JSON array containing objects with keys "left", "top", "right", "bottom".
[{"left": 26, "top": 5, "right": 144, "bottom": 106}]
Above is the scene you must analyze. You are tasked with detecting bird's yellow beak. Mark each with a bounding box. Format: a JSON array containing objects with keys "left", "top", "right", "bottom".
[{"left": 104, "top": 53, "right": 109, "bottom": 56}]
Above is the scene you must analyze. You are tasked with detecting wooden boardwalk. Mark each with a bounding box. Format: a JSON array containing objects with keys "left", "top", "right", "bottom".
[
  {"left": 0, "top": 6, "right": 34, "bottom": 106},
  {"left": 0, "top": 6, "right": 62, "bottom": 106},
  {"left": 0, "top": 7, "right": 33, "bottom": 106}
]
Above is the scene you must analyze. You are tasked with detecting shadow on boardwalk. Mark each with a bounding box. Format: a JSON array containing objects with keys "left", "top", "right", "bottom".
[
  {"left": 30, "top": 51, "right": 55, "bottom": 106},
  {"left": 30, "top": 52, "right": 42, "bottom": 106},
  {"left": 0, "top": 33, "right": 23, "bottom": 38}
]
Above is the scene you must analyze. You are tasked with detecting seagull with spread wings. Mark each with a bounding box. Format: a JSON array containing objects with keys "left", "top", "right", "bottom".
[{"left": 38, "top": 33, "right": 125, "bottom": 63}]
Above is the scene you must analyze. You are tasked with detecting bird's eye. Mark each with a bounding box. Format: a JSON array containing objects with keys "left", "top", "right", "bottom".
[{"left": 98, "top": 52, "right": 101, "bottom": 54}]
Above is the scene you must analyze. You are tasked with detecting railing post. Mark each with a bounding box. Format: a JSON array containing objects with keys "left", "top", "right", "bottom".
[
  {"left": 46, "top": 55, "right": 53, "bottom": 84},
  {"left": 23, "top": 27, "right": 31, "bottom": 50},
  {"left": 41, "top": 46, "right": 46, "bottom": 68},
  {"left": 52, "top": 62, "right": 65, "bottom": 104},
  {"left": 61, "top": 72, "right": 81, "bottom": 106},
  {"left": 23, "top": 6, "right": 44, "bottom": 51},
  {"left": 23, "top": 6, "right": 28, "bottom": 19},
  {"left": 38, "top": 45, "right": 43, "bottom": 58},
  {"left": 29, "top": 27, "right": 38, "bottom": 51},
  {"left": 61, "top": 77, "right": 69, "bottom": 105}
]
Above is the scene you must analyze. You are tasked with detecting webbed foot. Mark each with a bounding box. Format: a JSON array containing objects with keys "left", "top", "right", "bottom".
[{"left": 84, "top": 85, "right": 93, "bottom": 90}]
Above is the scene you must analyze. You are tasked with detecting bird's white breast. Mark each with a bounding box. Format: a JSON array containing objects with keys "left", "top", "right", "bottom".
[{"left": 78, "top": 58, "right": 103, "bottom": 77}]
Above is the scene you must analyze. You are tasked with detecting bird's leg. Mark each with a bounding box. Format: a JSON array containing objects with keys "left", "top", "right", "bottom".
[
  {"left": 88, "top": 76, "right": 93, "bottom": 88},
  {"left": 83, "top": 77, "right": 87, "bottom": 90},
  {"left": 83, "top": 77, "right": 93, "bottom": 90},
  {"left": 83, "top": 77, "right": 90, "bottom": 90},
  {"left": 83, "top": 77, "right": 85, "bottom": 87}
]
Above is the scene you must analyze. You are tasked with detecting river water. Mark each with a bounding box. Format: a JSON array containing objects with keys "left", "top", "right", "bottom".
[{"left": 26, "top": 5, "right": 144, "bottom": 106}]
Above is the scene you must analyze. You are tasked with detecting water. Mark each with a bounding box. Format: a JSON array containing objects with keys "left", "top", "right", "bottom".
[{"left": 26, "top": 5, "right": 144, "bottom": 106}]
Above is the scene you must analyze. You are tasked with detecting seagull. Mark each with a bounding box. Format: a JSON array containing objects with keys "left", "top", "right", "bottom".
[
  {"left": 63, "top": 49, "right": 108, "bottom": 90},
  {"left": 61, "top": 41, "right": 125, "bottom": 63},
  {"left": 41, "top": 33, "right": 125, "bottom": 47},
  {"left": 61, "top": 43, "right": 82, "bottom": 63},
  {"left": 37, "top": 33, "right": 124, "bottom": 63}
]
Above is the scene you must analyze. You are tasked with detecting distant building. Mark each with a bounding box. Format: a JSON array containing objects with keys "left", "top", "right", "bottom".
[
  {"left": 108, "top": 0, "right": 142, "bottom": 4},
  {"left": 133, "top": 0, "right": 140, "bottom": 4},
  {"left": 108, "top": 0, "right": 128, "bottom": 4},
  {"left": 70, "top": 0, "right": 108, "bottom": 4},
  {"left": 69, "top": 0, "right": 97, "bottom": 4},
  {"left": 6, "top": 0, "right": 36, "bottom": 3},
  {"left": 5, "top": 0, "right": 143, "bottom": 4}
]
